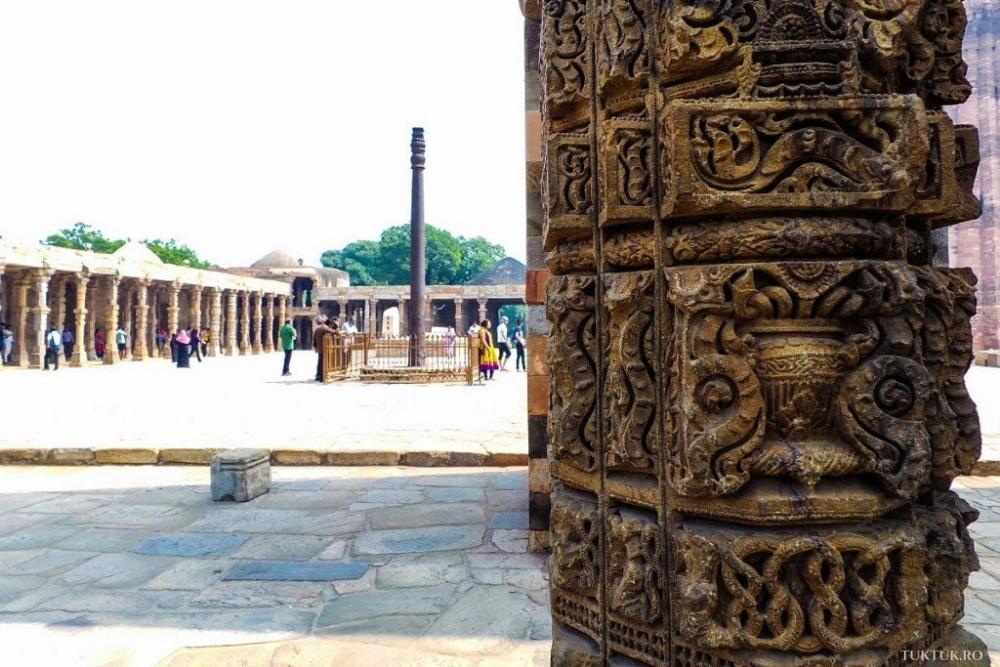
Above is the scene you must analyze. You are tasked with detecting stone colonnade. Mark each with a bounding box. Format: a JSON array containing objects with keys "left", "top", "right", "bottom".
[
  {"left": 535, "top": 0, "right": 986, "bottom": 665},
  {"left": 0, "top": 244, "right": 289, "bottom": 369}
]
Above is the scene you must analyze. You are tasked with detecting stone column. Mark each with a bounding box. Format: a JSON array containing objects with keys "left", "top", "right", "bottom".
[
  {"left": 163, "top": 282, "right": 180, "bottom": 359},
  {"left": 26, "top": 269, "right": 52, "bottom": 368},
  {"left": 538, "top": 2, "right": 989, "bottom": 664},
  {"left": 190, "top": 286, "right": 203, "bottom": 330},
  {"left": 337, "top": 299, "right": 348, "bottom": 324},
  {"left": 86, "top": 279, "right": 97, "bottom": 361},
  {"left": 252, "top": 291, "right": 264, "bottom": 354},
  {"left": 70, "top": 271, "right": 89, "bottom": 367},
  {"left": 225, "top": 289, "right": 238, "bottom": 355},
  {"left": 12, "top": 274, "right": 30, "bottom": 367},
  {"left": 277, "top": 294, "right": 287, "bottom": 332},
  {"left": 476, "top": 297, "right": 487, "bottom": 325},
  {"left": 367, "top": 297, "right": 377, "bottom": 337},
  {"left": 123, "top": 284, "right": 136, "bottom": 359},
  {"left": 207, "top": 287, "right": 222, "bottom": 357},
  {"left": 264, "top": 294, "right": 275, "bottom": 352},
  {"left": 103, "top": 273, "right": 120, "bottom": 366},
  {"left": 239, "top": 291, "right": 250, "bottom": 355},
  {"left": 148, "top": 289, "right": 159, "bottom": 356},
  {"left": 453, "top": 298, "right": 464, "bottom": 333},
  {"left": 132, "top": 279, "right": 150, "bottom": 361},
  {"left": 49, "top": 275, "right": 66, "bottom": 332}
]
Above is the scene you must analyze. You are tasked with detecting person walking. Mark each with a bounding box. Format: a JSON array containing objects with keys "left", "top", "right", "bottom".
[
  {"left": 190, "top": 327, "right": 203, "bottom": 363},
  {"left": 279, "top": 318, "right": 296, "bottom": 376},
  {"left": 0, "top": 323, "right": 13, "bottom": 365},
  {"left": 200, "top": 328, "right": 209, "bottom": 358},
  {"left": 444, "top": 326, "right": 456, "bottom": 359},
  {"left": 477, "top": 319, "right": 499, "bottom": 381},
  {"left": 95, "top": 328, "right": 106, "bottom": 359},
  {"left": 115, "top": 326, "right": 128, "bottom": 360},
  {"left": 514, "top": 318, "right": 526, "bottom": 372},
  {"left": 62, "top": 326, "right": 75, "bottom": 362},
  {"left": 313, "top": 316, "right": 336, "bottom": 382},
  {"left": 43, "top": 327, "right": 61, "bottom": 370},
  {"left": 496, "top": 316, "right": 511, "bottom": 371},
  {"left": 155, "top": 329, "right": 166, "bottom": 355},
  {"left": 175, "top": 328, "right": 191, "bottom": 368}
]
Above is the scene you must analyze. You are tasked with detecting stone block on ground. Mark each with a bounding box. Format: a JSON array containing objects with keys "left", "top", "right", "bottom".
[{"left": 210, "top": 449, "right": 270, "bottom": 502}]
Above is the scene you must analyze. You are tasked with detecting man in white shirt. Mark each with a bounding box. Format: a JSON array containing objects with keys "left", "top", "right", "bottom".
[
  {"left": 496, "top": 316, "right": 511, "bottom": 371},
  {"left": 44, "top": 327, "right": 62, "bottom": 370},
  {"left": 115, "top": 327, "right": 128, "bottom": 360}
]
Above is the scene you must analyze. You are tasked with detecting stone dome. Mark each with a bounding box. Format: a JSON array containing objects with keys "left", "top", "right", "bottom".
[
  {"left": 112, "top": 241, "right": 162, "bottom": 264},
  {"left": 251, "top": 249, "right": 303, "bottom": 269}
]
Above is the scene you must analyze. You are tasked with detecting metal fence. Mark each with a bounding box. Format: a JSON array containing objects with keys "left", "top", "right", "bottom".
[{"left": 322, "top": 334, "right": 478, "bottom": 384}]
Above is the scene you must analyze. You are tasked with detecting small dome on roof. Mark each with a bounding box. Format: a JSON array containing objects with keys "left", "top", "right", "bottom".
[
  {"left": 113, "top": 241, "right": 162, "bottom": 264},
  {"left": 252, "top": 249, "right": 302, "bottom": 268}
]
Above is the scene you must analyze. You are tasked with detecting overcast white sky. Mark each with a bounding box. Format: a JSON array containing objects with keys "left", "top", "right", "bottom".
[{"left": 0, "top": 1, "right": 527, "bottom": 267}]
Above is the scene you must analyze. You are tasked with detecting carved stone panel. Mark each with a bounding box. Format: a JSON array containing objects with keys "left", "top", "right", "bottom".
[
  {"left": 544, "top": 132, "right": 594, "bottom": 250},
  {"left": 551, "top": 483, "right": 603, "bottom": 645}
]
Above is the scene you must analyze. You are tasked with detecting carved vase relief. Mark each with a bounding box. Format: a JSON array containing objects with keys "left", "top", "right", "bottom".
[{"left": 541, "top": 0, "right": 984, "bottom": 664}]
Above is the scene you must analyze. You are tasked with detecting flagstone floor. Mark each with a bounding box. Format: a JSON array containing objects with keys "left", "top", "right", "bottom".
[{"left": 0, "top": 466, "right": 999, "bottom": 665}]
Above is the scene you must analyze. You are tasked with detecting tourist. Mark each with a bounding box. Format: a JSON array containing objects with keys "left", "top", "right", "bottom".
[
  {"left": 0, "top": 323, "right": 13, "bottom": 365},
  {"left": 313, "top": 316, "right": 336, "bottom": 382},
  {"left": 115, "top": 326, "right": 128, "bottom": 360},
  {"left": 43, "top": 327, "right": 61, "bottom": 370},
  {"left": 496, "top": 316, "right": 511, "bottom": 371},
  {"left": 175, "top": 328, "right": 191, "bottom": 368},
  {"left": 95, "top": 328, "right": 106, "bottom": 359},
  {"left": 279, "top": 318, "right": 296, "bottom": 376},
  {"left": 190, "top": 327, "right": 203, "bottom": 363},
  {"left": 444, "top": 326, "right": 456, "bottom": 358},
  {"left": 169, "top": 331, "right": 178, "bottom": 362},
  {"left": 477, "top": 319, "right": 499, "bottom": 381},
  {"left": 467, "top": 322, "right": 480, "bottom": 336},
  {"left": 514, "top": 318, "right": 526, "bottom": 372},
  {"left": 200, "top": 328, "right": 209, "bottom": 358},
  {"left": 62, "top": 326, "right": 75, "bottom": 362},
  {"left": 155, "top": 329, "right": 166, "bottom": 354}
]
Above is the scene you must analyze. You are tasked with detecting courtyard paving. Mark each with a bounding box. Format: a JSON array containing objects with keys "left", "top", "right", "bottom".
[
  {"left": 0, "top": 466, "right": 998, "bottom": 666},
  {"left": 0, "top": 351, "right": 527, "bottom": 462}
]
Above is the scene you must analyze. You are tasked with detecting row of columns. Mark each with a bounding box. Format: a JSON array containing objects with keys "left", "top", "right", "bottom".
[
  {"left": 0, "top": 266, "right": 288, "bottom": 369},
  {"left": 330, "top": 296, "right": 492, "bottom": 336}
]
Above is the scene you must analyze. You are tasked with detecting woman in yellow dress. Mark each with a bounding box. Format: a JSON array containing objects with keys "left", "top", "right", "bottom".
[{"left": 478, "top": 319, "right": 499, "bottom": 381}]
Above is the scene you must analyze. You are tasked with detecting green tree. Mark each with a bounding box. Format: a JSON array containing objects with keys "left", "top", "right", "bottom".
[
  {"left": 42, "top": 222, "right": 125, "bottom": 253},
  {"left": 141, "top": 238, "right": 214, "bottom": 269},
  {"left": 320, "top": 224, "right": 506, "bottom": 286}
]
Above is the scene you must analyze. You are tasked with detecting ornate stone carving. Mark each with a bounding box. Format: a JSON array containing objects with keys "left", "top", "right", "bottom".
[{"left": 538, "top": 0, "right": 986, "bottom": 663}]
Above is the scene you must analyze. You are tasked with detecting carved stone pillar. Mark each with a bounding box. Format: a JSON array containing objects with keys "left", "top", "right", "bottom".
[
  {"left": 25, "top": 269, "right": 52, "bottom": 369},
  {"left": 190, "top": 286, "right": 203, "bottom": 331},
  {"left": 453, "top": 298, "right": 464, "bottom": 333},
  {"left": 476, "top": 297, "right": 487, "bottom": 325},
  {"left": 337, "top": 299, "right": 348, "bottom": 325},
  {"left": 103, "top": 273, "right": 120, "bottom": 366},
  {"left": 264, "top": 294, "right": 274, "bottom": 352},
  {"left": 148, "top": 288, "right": 159, "bottom": 356},
  {"left": 538, "top": 1, "right": 988, "bottom": 665},
  {"left": 225, "top": 289, "right": 238, "bottom": 356},
  {"left": 71, "top": 271, "right": 89, "bottom": 367},
  {"left": 162, "top": 282, "right": 180, "bottom": 360},
  {"left": 207, "top": 287, "right": 222, "bottom": 357},
  {"left": 49, "top": 275, "right": 66, "bottom": 333},
  {"left": 239, "top": 291, "right": 250, "bottom": 355},
  {"left": 86, "top": 279, "right": 97, "bottom": 361},
  {"left": 12, "top": 274, "right": 31, "bottom": 367},
  {"left": 132, "top": 279, "right": 150, "bottom": 361},
  {"left": 367, "top": 298, "right": 378, "bottom": 337},
  {"left": 277, "top": 294, "right": 287, "bottom": 333},
  {"left": 252, "top": 291, "right": 263, "bottom": 354}
]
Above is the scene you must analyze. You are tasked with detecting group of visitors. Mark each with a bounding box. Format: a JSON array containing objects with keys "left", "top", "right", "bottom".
[
  {"left": 470, "top": 315, "right": 526, "bottom": 381},
  {"left": 156, "top": 328, "right": 209, "bottom": 366}
]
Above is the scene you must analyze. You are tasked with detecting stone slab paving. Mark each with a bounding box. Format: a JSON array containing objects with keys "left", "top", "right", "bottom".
[
  {"left": 0, "top": 466, "right": 998, "bottom": 666},
  {"left": 0, "top": 351, "right": 527, "bottom": 462}
]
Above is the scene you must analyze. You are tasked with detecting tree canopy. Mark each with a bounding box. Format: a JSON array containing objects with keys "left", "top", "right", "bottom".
[
  {"left": 41, "top": 223, "right": 214, "bottom": 269},
  {"left": 320, "top": 224, "right": 506, "bottom": 286}
]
